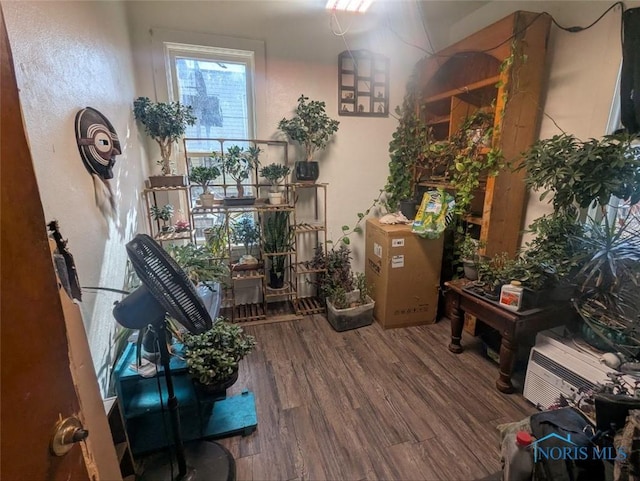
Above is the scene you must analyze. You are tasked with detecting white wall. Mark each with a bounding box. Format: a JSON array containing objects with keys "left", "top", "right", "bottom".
[
  {"left": 125, "top": 0, "right": 428, "bottom": 272},
  {"left": 449, "top": 1, "right": 640, "bottom": 244},
  {"left": 2, "top": 0, "right": 149, "bottom": 394}
]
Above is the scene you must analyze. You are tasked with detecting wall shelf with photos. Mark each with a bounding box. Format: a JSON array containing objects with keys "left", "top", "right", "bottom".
[{"left": 339, "top": 50, "right": 389, "bottom": 117}]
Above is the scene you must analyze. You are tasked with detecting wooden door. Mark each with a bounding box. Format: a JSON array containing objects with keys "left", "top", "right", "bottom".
[{"left": 0, "top": 8, "right": 91, "bottom": 481}]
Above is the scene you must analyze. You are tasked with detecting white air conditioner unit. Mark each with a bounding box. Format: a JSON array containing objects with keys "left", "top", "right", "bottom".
[{"left": 523, "top": 329, "right": 622, "bottom": 410}]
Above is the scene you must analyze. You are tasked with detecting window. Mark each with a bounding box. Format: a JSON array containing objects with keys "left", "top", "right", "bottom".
[
  {"left": 151, "top": 30, "right": 266, "bottom": 242},
  {"left": 167, "top": 44, "right": 255, "bottom": 153}
]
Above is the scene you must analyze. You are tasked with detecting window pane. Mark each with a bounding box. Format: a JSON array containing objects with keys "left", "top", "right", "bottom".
[{"left": 175, "top": 57, "right": 249, "bottom": 152}]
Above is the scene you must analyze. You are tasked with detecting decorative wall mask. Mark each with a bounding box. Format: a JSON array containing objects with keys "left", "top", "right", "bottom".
[{"left": 75, "top": 107, "right": 121, "bottom": 218}]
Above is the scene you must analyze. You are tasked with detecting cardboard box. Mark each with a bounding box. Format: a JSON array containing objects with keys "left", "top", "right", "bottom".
[{"left": 365, "top": 218, "right": 444, "bottom": 328}]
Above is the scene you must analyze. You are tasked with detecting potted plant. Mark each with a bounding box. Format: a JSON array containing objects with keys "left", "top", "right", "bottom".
[
  {"left": 519, "top": 212, "right": 583, "bottom": 300},
  {"left": 260, "top": 163, "right": 290, "bottom": 205},
  {"left": 219, "top": 145, "right": 260, "bottom": 205},
  {"left": 166, "top": 242, "right": 228, "bottom": 288},
  {"left": 519, "top": 133, "right": 640, "bottom": 214},
  {"left": 305, "top": 243, "right": 374, "bottom": 331},
  {"left": 149, "top": 204, "right": 174, "bottom": 233},
  {"left": 262, "top": 211, "right": 294, "bottom": 289},
  {"left": 133, "top": 96, "right": 197, "bottom": 186},
  {"left": 278, "top": 94, "right": 339, "bottom": 182},
  {"left": 571, "top": 213, "right": 640, "bottom": 358},
  {"left": 326, "top": 272, "right": 375, "bottom": 332},
  {"left": 448, "top": 111, "right": 502, "bottom": 216},
  {"left": 457, "top": 233, "right": 485, "bottom": 280},
  {"left": 384, "top": 105, "right": 429, "bottom": 218},
  {"left": 519, "top": 132, "right": 640, "bottom": 354},
  {"left": 182, "top": 319, "right": 256, "bottom": 397},
  {"left": 189, "top": 165, "right": 221, "bottom": 208},
  {"left": 230, "top": 215, "right": 260, "bottom": 266}
]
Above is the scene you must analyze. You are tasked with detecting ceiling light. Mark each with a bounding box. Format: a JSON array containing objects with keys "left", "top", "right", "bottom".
[{"left": 325, "top": 0, "right": 374, "bottom": 13}]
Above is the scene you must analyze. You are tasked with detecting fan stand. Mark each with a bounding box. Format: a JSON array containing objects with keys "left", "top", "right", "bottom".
[{"left": 140, "top": 321, "right": 235, "bottom": 481}]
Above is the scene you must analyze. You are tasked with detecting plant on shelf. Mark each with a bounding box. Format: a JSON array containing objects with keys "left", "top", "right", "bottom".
[
  {"left": 384, "top": 72, "right": 432, "bottom": 216},
  {"left": 230, "top": 215, "right": 260, "bottom": 265},
  {"left": 262, "top": 211, "right": 294, "bottom": 289},
  {"left": 166, "top": 242, "right": 229, "bottom": 287},
  {"left": 260, "top": 163, "right": 290, "bottom": 205},
  {"left": 204, "top": 222, "right": 228, "bottom": 260},
  {"left": 189, "top": 165, "right": 221, "bottom": 208},
  {"left": 219, "top": 145, "right": 260, "bottom": 201},
  {"left": 133, "top": 96, "right": 196, "bottom": 177},
  {"left": 278, "top": 94, "right": 339, "bottom": 182},
  {"left": 448, "top": 111, "right": 503, "bottom": 216},
  {"left": 456, "top": 233, "right": 486, "bottom": 280},
  {"left": 182, "top": 318, "right": 256, "bottom": 392},
  {"left": 519, "top": 212, "right": 583, "bottom": 293},
  {"left": 149, "top": 204, "right": 174, "bottom": 233}
]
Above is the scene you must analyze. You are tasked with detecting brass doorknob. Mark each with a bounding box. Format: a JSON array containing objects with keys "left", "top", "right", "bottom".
[{"left": 51, "top": 416, "right": 89, "bottom": 456}]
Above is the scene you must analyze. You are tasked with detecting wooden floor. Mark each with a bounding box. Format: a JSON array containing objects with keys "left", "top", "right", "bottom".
[{"left": 216, "top": 316, "right": 536, "bottom": 481}]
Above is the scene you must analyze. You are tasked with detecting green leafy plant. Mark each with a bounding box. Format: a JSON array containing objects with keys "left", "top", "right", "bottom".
[
  {"left": 520, "top": 212, "right": 583, "bottom": 285},
  {"left": 457, "top": 234, "right": 485, "bottom": 262},
  {"left": 204, "top": 223, "right": 228, "bottom": 259},
  {"left": 518, "top": 133, "right": 640, "bottom": 213},
  {"left": 305, "top": 244, "right": 353, "bottom": 299},
  {"left": 166, "top": 242, "right": 228, "bottom": 286},
  {"left": 262, "top": 211, "right": 294, "bottom": 284},
  {"left": 219, "top": 145, "right": 261, "bottom": 198},
  {"left": 133, "top": 96, "right": 197, "bottom": 175},
  {"left": 230, "top": 216, "right": 260, "bottom": 257},
  {"left": 353, "top": 272, "right": 371, "bottom": 305},
  {"left": 449, "top": 111, "right": 502, "bottom": 216},
  {"left": 260, "top": 163, "right": 290, "bottom": 191},
  {"left": 189, "top": 165, "right": 221, "bottom": 194},
  {"left": 572, "top": 215, "right": 640, "bottom": 357},
  {"left": 278, "top": 94, "right": 339, "bottom": 162},
  {"left": 182, "top": 319, "right": 256, "bottom": 386},
  {"left": 334, "top": 190, "right": 386, "bottom": 246},
  {"left": 150, "top": 204, "right": 174, "bottom": 230},
  {"left": 385, "top": 105, "right": 431, "bottom": 211}
]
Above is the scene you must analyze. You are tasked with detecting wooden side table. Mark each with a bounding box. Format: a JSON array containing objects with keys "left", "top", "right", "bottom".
[{"left": 444, "top": 279, "right": 575, "bottom": 393}]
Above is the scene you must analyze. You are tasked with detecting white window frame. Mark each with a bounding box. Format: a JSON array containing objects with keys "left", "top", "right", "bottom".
[{"left": 150, "top": 28, "right": 266, "bottom": 146}]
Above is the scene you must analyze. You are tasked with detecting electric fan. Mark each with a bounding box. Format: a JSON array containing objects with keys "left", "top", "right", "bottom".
[{"left": 113, "top": 234, "right": 235, "bottom": 481}]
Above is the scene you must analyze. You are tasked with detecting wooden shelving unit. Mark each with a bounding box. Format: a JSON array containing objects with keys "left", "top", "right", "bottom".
[
  {"left": 180, "top": 139, "right": 329, "bottom": 324},
  {"left": 415, "top": 11, "right": 551, "bottom": 257},
  {"left": 103, "top": 396, "right": 136, "bottom": 479}
]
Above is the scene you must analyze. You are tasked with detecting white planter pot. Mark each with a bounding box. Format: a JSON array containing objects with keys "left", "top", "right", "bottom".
[
  {"left": 326, "top": 290, "right": 375, "bottom": 332},
  {"left": 268, "top": 191, "right": 283, "bottom": 205},
  {"left": 200, "top": 193, "right": 215, "bottom": 208}
]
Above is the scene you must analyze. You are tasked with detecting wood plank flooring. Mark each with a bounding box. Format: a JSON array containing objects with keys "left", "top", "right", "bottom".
[{"left": 218, "top": 316, "right": 537, "bottom": 481}]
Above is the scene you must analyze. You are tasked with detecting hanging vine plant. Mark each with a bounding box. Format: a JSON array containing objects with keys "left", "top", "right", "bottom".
[
  {"left": 384, "top": 70, "right": 432, "bottom": 211},
  {"left": 448, "top": 111, "right": 503, "bottom": 215}
]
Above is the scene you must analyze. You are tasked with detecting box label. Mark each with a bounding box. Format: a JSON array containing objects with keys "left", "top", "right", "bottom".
[
  {"left": 374, "top": 242, "right": 382, "bottom": 258},
  {"left": 391, "top": 255, "right": 404, "bottom": 268},
  {"left": 391, "top": 238, "right": 405, "bottom": 248}
]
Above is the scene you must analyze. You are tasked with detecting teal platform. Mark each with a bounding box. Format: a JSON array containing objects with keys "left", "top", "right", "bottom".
[{"left": 114, "top": 342, "right": 257, "bottom": 455}]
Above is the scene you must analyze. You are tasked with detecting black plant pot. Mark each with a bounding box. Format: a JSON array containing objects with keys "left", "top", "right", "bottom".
[
  {"left": 399, "top": 199, "right": 418, "bottom": 220},
  {"left": 193, "top": 369, "right": 239, "bottom": 401},
  {"left": 294, "top": 161, "right": 319, "bottom": 182},
  {"left": 269, "top": 270, "right": 285, "bottom": 289}
]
